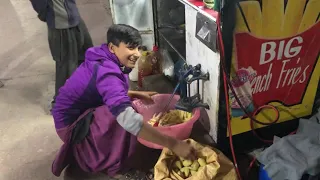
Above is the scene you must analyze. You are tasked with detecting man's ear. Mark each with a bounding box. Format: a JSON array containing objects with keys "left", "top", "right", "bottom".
[{"left": 108, "top": 43, "right": 115, "bottom": 53}]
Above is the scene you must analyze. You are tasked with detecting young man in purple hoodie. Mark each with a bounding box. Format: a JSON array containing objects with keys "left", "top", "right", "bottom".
[
  {"left": 29, "top": 0, "right": 93, "bottom": 108},
  {"left": 51, "top": 24, "right": 196, "bottom": 179}
]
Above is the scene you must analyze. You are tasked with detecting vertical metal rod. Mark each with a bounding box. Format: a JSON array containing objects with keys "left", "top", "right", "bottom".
[
  {"left": 197, "top": 79, "right": 200, "bottom": 99},
  {"left": 188, "top": 83, "right": 191, "bottom": 103},
  {"left": 153, "top": 0, "right": 159, "bottom": 46}
]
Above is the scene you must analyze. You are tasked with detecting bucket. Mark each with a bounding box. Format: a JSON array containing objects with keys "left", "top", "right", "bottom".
[{"left": 132, "top": 94, "right": 201, "bottom": 149}]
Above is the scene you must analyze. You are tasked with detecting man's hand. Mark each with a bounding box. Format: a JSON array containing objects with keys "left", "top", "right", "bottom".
[
  {"left": 128, "top": 91, "right": 157, "bottom": 102},
  {"left": 171, "top": 140, "right": 197, "bottom": 160}
]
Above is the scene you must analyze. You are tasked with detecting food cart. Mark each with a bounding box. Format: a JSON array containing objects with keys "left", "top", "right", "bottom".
[{"left": 109, "top": 0, "right": 320, "bottom": 153}]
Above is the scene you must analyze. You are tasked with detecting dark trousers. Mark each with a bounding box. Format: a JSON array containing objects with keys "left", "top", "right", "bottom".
[{"left": 48, "top": 18, "right": 93, "bottom": 100}]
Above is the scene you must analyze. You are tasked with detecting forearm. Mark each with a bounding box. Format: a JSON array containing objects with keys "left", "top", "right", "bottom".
[
  {"left": 127, "top": 90, "right": 136, "bottom": 99},
  {"left": 116, "top": 107, "right": 177, "bottom": 149},
  {"left": 128, "top": 90, "right": 156, "bottom": 99},
  {"left": 137, "top": 122, "right": 177, "bottom": 149},
  {"left": 127, "top": 90, "right": 143, "bottom": 100}
]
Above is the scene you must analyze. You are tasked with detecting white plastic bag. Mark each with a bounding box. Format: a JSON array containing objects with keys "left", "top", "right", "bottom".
[
  {"left": 129, "top": 61, "right": 139, "bottom": 81},
  {"left": 161, "top": 49, "right": 174, "bottom": 78}
]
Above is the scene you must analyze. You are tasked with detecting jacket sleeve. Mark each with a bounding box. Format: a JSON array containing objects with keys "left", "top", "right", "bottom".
[
  {"left": 96, "top": 71, "right": 143, "bottom": 136},
  {"left": 29, "top": 0, "right": 48, "bottom": 22},
  {"left": 116, "top": 107, "right": 143, "bottom": 136},
  {"left": 96, "top": 71, "right": 132, "bottom": 117}
]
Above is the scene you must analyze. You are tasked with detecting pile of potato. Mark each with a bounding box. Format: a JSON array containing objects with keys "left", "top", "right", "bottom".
[
  {"left": 148, "top": 110, "right": 192, "bottom": 126},
  {"left": 172, "top": 157, "right": 207, "bottom": 179}
]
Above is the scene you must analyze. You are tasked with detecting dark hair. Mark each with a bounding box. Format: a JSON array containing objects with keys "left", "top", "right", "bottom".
[{"left": 107, "top": 24, "right": 142, "bottom": 48}]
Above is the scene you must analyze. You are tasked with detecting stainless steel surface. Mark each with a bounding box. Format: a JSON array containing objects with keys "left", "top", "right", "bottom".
[
  {"left": 110, "top": 0, "right": 154, "bottom": 31},
  {"left": 109, "top": 0, "right": 155, "bottom": 49},
  {"left": 156, "top": 0, "right": 185, "bottom": 27},
  {"left": 176, "top": 0, "right": 217, "bottom": 22},
  {"left": 153, "top": 0, "right": 186, "bottom": 62},
  {"left": 158, "top": 28, "right": 186, "bottom": 61}
]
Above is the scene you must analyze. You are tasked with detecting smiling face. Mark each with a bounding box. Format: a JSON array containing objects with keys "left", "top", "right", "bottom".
[
  {"left": 109, "top": 42, "right": 141, "bottom": 69},
  {"left": 106, "top": 24, "right": 142, "bottom": 68}
]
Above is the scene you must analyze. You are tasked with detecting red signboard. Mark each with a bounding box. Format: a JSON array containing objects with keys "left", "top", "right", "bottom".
[{"left": 234, "top": 22, "right": 320, "bottom": 107}]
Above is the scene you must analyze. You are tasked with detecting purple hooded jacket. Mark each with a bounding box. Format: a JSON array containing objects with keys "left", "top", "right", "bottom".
[{"left": 52, "top": 44, "right": 132, "bottom": 129}]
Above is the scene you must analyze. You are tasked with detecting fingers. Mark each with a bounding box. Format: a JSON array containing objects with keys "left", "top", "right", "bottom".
[
  {"left": 144, "top": 97, "right": 154, "bottom": 104},
  {"left": 184, "top": 150, "right": 196, "bottom": 160},
  {"left": 135, "top": 92, "right": 157, "bottom": 104},
  {"left": 189, "top": 148, "right": 197, "bottom": 160},
  {"left": 148, "top": 91, "right": 158, "bottom": 96},
  {"left": 184, "top": 145, "right": 196, "bottom": 160},
  {"left": 139, "top": 91, "right": 158, "bottom": 96},
  {"left": 140, "top": 94, "right": 154, "bottom": 104},
  {"left": 186, "top": 141, "right": 196, "bottom": 160}
]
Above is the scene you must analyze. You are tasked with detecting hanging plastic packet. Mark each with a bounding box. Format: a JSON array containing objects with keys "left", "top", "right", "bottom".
[
  {"left": 230, "top": 67, "right": 256, "bottom": 117},
  {"left": 138, "top": 51, "right": 153, "bottom": 87},
  {"left": 147, "top": 46, "right": 163, "bottom": 75},
  {"left": 160, "top": 49, "right": 175, "bottom": 78},
  {"left": 129, "top": 60, "right": 139, "bottom": 82},
  {"left": 129, "top": 46, "right": 147, "bottom": 82}
]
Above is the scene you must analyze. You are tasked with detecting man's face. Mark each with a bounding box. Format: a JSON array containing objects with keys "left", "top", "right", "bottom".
[{"left": 109, "top": 42, "right": 141, "bottom": 69}]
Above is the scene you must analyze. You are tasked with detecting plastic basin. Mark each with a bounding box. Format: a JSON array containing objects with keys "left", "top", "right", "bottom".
[{"left": 132, "top": 94, "right": 201, "bottom": 149}]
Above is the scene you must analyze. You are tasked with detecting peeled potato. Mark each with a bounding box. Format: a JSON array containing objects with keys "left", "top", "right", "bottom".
[
  {"left": 177, "top": 170, "right": 184, "bottom": 178},
  {"left": 172, "top": 156, "right": 210, "bottom": 178},
  {"left": 182, "top": 160, "right": 193, "bottom": 167},
  {"left": 191, "top": 161, "right": 200, "bottom": 171},
  {"left": 175, "top": 160, "right": 182, "bottom": 170},
  {"left": 198, "top": 158, "right": 206, "bottom": 167},
  {"left": 191, "top": 170, "right": 197, "bottom": 176},
  {"left": 183, "top": 168, "right": 190, "bottom": 177}
]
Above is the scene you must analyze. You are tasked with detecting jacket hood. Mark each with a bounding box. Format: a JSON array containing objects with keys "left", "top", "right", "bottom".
[
  {"left": 85, "top": 44, "right": 120, "bottom": 65},
  {"left": 84, "top": 44, "right": 132, "bottom": 74}
]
